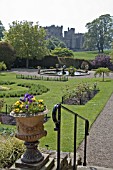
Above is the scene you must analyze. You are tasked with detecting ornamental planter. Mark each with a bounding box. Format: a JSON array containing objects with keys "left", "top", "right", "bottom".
[{"left": 10, "top": 109, "right": 48, "bottom": 164}]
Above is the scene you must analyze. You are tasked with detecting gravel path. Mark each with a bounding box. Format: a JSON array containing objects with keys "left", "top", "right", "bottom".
[
  {"left": 77, "top": 93, "right": 113, "bottom": 168},
  {"left": 11, "top": 68, "right": 113, "bottom": 79}
]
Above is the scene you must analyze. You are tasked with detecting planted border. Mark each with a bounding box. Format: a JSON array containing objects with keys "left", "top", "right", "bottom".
[
  {"left": 16, "top": 74, "right": 68, "bottom": 82},
  {"left": 0, "top": 82, "right": 49, "bottom": 98}
]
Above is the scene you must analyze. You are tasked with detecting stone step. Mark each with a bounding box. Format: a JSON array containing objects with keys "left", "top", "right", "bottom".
[
  {"left": 50, "top": 152, "right": 69, "bottom": 170},
  {"left": 40, "top": 157, "right": 54, "bottom": 170},
  {"left": 10, "top": 154, "right": 51, "bottom": 170},
  {"left": 77, "top": 166, "right": 113, "bottom": 170}
]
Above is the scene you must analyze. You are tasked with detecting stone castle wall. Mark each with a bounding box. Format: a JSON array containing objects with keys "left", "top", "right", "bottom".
[{"left": 44, "top": 25, "right": 84, "bottom": 51}]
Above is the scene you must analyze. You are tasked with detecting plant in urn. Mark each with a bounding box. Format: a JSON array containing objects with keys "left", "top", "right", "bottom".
[{"left": 10, "top": 93, "right": 48, "bottom": 164}]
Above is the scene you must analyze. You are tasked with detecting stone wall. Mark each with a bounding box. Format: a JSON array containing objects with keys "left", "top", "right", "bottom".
[{"left": 44, "top": 25, "right": 84, "bottom": 51}]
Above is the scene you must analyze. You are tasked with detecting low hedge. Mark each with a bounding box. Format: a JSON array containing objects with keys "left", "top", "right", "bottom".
[{"left": 0, "top": 82, "right": 49, "bottom": 98}]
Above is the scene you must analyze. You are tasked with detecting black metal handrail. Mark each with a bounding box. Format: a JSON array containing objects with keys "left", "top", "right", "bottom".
[{"left": 52, "top": 103, "right": 89, "bottom": 170}]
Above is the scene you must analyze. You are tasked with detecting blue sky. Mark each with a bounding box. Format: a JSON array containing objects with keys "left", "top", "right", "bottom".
[{"left": 0, "top": 0, "right": 113, "bottom": 33}]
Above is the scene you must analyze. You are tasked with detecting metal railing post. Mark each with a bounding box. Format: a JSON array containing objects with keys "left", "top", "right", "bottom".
[
  {"left": 52, "top": 104, "right": 61, "bottom": 170},
  {"left": 57, "top": 103, "right": 61, "bottom": 170},
  {"left": 52, "top": 104, "right": 89, "bottom": 170},
  {"left": 73, "top": 114, "right": 77, "bottom": 170},
  {"left": 83, "top": 120, "right": 89, "bottom": 166}
]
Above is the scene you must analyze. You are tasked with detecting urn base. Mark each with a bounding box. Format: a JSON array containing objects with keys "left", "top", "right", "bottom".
[{"left": 21, "top": 141, "right": 43, "bottom": 164}]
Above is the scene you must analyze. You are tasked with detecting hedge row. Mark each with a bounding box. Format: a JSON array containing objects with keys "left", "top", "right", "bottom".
[
  {"left": 16, "top": 74, "right": 68, "bottom": 81},
  {"left": 0, "top": 82, "right": 49, "bottom": 98}
]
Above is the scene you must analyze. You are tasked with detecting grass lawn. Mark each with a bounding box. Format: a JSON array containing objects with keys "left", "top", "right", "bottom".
[
  {"left": 73, "top": 50, "right": 112, "bottom": 60},
  {"left": 0, "top": 71, "right": 113, "bottom": 152}
]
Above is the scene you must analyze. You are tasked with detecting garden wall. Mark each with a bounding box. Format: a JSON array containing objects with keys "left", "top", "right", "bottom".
[{"left": 13, "top": 55, "right": 92, "bottom": 69}]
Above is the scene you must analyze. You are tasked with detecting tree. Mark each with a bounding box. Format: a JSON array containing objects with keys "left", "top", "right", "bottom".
[
  {"left": 94, "top": 67, "right": 110, "bottom": 81},
  {"left": 47, "top": 36, "right": 66, "bottom": 50},
  {"left": 0, "top": 41, "right": 15, "bottom": 69},
  {"left": 84, "top": 14, "right": 113, "bottom": 52},
  {"left": 3, "top": 21, "right": 49, "bottom": 68},
  {"left": 51, "top": 47, "right": 74, "bottom": 57},
  {"left": 0, "top": 21, "right": 5, "bottom": 40}
]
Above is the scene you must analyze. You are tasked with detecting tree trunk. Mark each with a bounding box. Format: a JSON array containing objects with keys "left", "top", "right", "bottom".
[{"left": 26, "top": 58, "right": 29, "bottom": 68}]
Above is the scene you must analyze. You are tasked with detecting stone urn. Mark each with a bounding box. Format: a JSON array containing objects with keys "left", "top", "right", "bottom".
[{"left": 10, "top": 110, "right": 48, "bottom": 164}]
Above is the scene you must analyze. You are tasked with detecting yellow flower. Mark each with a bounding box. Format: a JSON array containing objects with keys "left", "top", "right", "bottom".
[
  {"left": 14, "top": 101, "right": 22, "bottom": 106},
  {"left": 20, "top": 104, "right": 24, "bottom": 108},
  {"left": 38, "top": 99, "right": 43, "bottom": 103},
  {"left": 11, "top": 93, "right": 46, "bottom": 114},
  {"left": 32, "top": 97, "right": 36, "bottom": 101},
  {"left": 14, "top": 108, "right": 20, "bottom": 113}
]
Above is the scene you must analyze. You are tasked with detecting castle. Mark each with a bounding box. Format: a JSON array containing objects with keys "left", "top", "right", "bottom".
[{"left": 44, "top": 25, "right": 84, "bottom": 51}]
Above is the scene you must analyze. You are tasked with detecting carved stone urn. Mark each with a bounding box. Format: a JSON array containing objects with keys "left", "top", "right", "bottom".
[{"left": 10, "top": 110, "right": 48, "bottom": 164}]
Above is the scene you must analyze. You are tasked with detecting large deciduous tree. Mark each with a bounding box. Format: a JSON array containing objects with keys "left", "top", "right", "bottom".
[
  {"left": 84, "top": 14, "right": 113, "bottom": 53},
  {"left": 3, "top": 21, "right": 49, "bottom": 68},
  {"left": 0, "top": 20, "right": 5, "bottom": 40}
]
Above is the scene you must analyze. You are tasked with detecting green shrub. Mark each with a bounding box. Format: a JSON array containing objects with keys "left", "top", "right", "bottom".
[
  {"left": 94, "top": 67, "right": 110, "bottom": 81},
  {"left": 0, "top": 81, "right": 15, "bottom": 85},
  {"left": 68, "top": 66, "right": 76, "bottom": 76},
  {"left": 0, "top": 137, "right": 25, "bottom": 168}
]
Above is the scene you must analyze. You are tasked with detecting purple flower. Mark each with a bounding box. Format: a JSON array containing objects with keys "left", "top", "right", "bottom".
[
  {"left": 26, "top": 105, "right": 29, "bottom": 109},
  {"left": 24, "top": 93, "right": 29, "bottom": 98},
  {"left": 20, "top": 98, "right": 25, "bottom": 102}
]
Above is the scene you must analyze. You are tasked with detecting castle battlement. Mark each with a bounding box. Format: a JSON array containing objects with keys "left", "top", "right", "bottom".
[{"left": 43, "top": 25, "right": 84, "bottom": 51}]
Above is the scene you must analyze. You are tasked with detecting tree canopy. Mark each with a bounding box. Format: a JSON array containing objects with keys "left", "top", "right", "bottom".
[
  {"left": 47, "top": 36, "right": 66, "bottom": 50},
  {"left": 0, "top": 20, "right": 5, "bottom": 40},
  {"left": 84, "top": 14, "right": 113, "bottom": 53},
  {"left": 3, "top": 21, "right": 49, "bottom": 68}
]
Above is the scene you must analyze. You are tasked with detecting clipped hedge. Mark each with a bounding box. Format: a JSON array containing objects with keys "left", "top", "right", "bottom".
[
  {"left": 0, "top": 82, "right": 49, "bottom": 98},
  {"left": 0, "top": 81, "right": 15, "bottom": 85},
  {"left": 16, "top": 74, "right": 68, "bottom": 81}
]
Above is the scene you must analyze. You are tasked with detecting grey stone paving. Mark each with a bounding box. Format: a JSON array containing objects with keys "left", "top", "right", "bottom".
[{"left": 77, "top": 93, "right": 113, "bottom": 169}]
